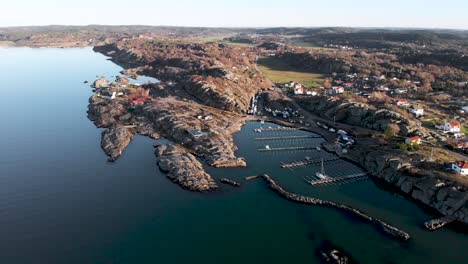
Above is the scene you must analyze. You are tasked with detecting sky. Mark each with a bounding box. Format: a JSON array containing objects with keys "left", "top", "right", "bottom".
[{"left": 1, "top": 0, "right": 468, "bottom": 29}]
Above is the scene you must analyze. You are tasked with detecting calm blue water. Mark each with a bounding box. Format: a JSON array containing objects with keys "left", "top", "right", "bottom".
[{"left": 0, "top": 47, "right": 466, "bottom": 264}]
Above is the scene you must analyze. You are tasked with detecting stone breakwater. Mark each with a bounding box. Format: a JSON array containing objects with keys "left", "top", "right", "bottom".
[
  {"left": 220, "top": 178, "right": 241, "bottom": 187},
  {"left": 260, "top": 174, "right": 411, "bottom": 241}
]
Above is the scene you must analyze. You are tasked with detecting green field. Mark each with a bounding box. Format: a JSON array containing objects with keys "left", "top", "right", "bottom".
[{"left": 257, "top": 56, "right": 324, "bottom": 87}]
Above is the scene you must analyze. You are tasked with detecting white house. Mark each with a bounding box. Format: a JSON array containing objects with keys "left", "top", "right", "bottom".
[
  {"left": 396, "top": 99, "right": 409, "bottom": 106},
  {"left": 395, "top": 88, "right": 408, "bottom": 94},
  {"left": 294, "top": 86, "right": 305, "bottom": 95},
  {"left": 408, "top": 105, "right": 424, "bottom": 116},
  {"left": 328, "top": 86, "right": 344, "bottom": 95},
  {"left": 441, "top": 121, "right": 462, "bottom": 133},
  {"left": 452, "top": 161, "right": 468, "bottom": 175}
]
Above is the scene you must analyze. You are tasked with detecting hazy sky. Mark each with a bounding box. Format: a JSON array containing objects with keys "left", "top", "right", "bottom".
[{"left": 2, "top": 0, "right": 467, "bottom": 29}]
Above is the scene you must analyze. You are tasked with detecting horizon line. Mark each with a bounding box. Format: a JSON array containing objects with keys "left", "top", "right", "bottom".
[{"left": 1, "top": 24, "right": 467, "bottom": 31}]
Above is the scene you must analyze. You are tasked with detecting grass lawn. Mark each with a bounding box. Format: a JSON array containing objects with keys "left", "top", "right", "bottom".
[{"left": 257, "top": 56, "right": 325, "bottom": 87}]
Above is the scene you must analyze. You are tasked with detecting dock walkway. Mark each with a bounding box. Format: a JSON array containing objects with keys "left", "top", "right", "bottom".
[
  {"left": 254, "top": 135, "right": 322, "bottom": 141},
  {"left": 305, "top": 173, "right": 368, "bottom": 187},
  {"left": 281, "top": 157, "right": 340, "bottom": 168},
  {"left": 258, "top": 146, "right": 318, "bottom": 152}
]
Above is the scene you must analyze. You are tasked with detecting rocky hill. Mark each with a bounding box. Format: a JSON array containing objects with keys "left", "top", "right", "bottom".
[
  {"left": 94, "top": 40, "right": 271, "bottom": 112},
  {"left": 294, "top": 96, "right": 417, "bottom": 135}
]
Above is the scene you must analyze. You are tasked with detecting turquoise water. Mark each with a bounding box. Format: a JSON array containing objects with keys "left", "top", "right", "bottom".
[{"left": 0, "top": 47, "right": 466, "bottom": 264}]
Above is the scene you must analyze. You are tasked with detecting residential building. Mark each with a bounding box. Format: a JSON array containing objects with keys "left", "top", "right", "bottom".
[
  {"left": 328, "top": 86, "right": 344, "bottom": 95},
  {"left": 451, "top": 139, "right": 468, "bottom": 149},
  {"left": 452, "top": 161, "right": 468, "bottom": 175},
  {"left": 405, "top": 136, "right": 421, "bottom": 145},
  {"left": 441, "top": 121, "right": 462, "bottom": 133},
  {"left": 408, "top": 104, "right": 424, "bottom": 116},
  {"left": 294, "top": 86, "right": 305, "bottom": 95},
  {"left": 396, "top": 99, "right": 409, "bottom": 106}
]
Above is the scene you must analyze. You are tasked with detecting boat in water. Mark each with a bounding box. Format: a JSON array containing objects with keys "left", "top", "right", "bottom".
[
  {"left": 265, "top": 145, "right": 271, "bottom": 150},
  {"left": 315, "top": 158, "right": 328, "bottom": 179}
]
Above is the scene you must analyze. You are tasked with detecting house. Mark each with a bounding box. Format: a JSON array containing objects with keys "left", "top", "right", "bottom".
[
  {"left": 395, "top": 88, "right": 408, "bottom": 94},
  {"left": 405, "top": 136, "right": 421, "bottom": 145},
  {"left": 396, "top": 99, "right": 409, "bottom": 106},
  {"left": 294, "top": 86, "right": 305, "bottom": 95},
  {"left": 440, "top": 121, "right": 461, "bottom": 133},
  {"left": 452, "top": 139, "right": 468, "bottom": 149},
  {"left": 408, "top": 104, "right": 424, "bottom": 116},
  {"left": 461, "top": 106, "right": 468, "bottom": 113},
  {"left": 328, "top": 86, "right": 344, "bottom": 95},
  {"left": 188, "top": 129, "right": 208, "bottom": 140},
  {"left": 452, "top": 161, "right": 468, "bottom": 175}
]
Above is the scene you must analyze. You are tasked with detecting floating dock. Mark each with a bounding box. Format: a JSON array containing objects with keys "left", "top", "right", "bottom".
[
  {"left": 258, "top": 146, "right": 318, "bottom": 152},
  {"left": 304, "top": 173, "right": 368, "bottom": 187},
  {"left": 254, "top": 135, "right": 322, "bottom": 141},
  {"left": 281, "top": 157, "right": 340, "bottom": 168},
  {"left": 255, "top": 127, "right": 298, "bottom": 133}
]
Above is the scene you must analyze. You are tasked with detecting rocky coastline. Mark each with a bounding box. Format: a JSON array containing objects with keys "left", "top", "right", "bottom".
[
  {"left": 155, "top": 144, "right": 218, "bottom": 192},
  {"left": 100, "top": 125, "right": 133, "bottom": 161},
  {"left": 346, "top": 143, "right": 468, "bottom": 226},
  {"left": 87, "top": 39, "right": 271, "bottom": 190},
  {"left": 259, "top": 174, "right": 411, "bottom": 241}
]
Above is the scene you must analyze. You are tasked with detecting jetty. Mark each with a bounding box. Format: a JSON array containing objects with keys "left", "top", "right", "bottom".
[
  {"left": 304, "top": 173, "right": 368, "bottom": 186},
  {"left": 258, "top": 146, "right": 318, "bottom": 152},
  {"left": 254, "top": 135, "right": 322, "bottom": 141},
  {"left": 254, "top": 127, "right": 298, "bottom": 133},
  {"left": 424, "top": 215, "right": 456, "bottom": 231},
  {"left": 258, "top": 174, "right": 410, "bottom": 241},
  {"left": 245, "top": 175, "right": 259, "bottom": 180},
  {"left": 220, "top": 178, "right": 241, "bottom": 187},
  {"left": 281, "top": 157, "right": 340, "bottom": 168}
]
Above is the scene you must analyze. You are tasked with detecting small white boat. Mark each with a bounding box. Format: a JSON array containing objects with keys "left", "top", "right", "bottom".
[
  {"left": 316, "top": 146, "right": 321, "bottom": 151},
  {"left": 260, "top": 120, "right": 265, "bottom": 124},
  {"left": 265, "top": 145, "right": 271, "bottom": 150}
]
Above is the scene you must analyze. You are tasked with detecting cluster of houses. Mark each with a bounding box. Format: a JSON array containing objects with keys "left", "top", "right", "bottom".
[
  {"left": 264, "top": 106, "right": 301, "bottom": 119},
  {"left": 248, "top": 94, "right": 260, "bottom": 115},
  {"left": 403, "top": 135, "right": 468, "bottom": 176},
  {"left": 395, "top": 99, "right": 425, "bottom": 117}
]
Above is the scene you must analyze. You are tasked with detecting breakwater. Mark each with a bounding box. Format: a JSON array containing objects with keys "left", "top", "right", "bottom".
[{"left": 259, "top": 174, "right": 411, "bottom": 241}]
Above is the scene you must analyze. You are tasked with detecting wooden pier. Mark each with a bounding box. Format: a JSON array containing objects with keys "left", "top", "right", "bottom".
[
  {"left": 281, "top": 157, "right": 340, "bottom": 168},
  {"left": 255, "top": 127, "right": 298, "bottom": 132},
  {"left": 304, "top": 173, "right": 368, "bottom": 187},
  {"left": 258, "top": 146, "right": 318, "bottom": 152},
  {"left": 254, "top": 135, "right": 322, "bottom": 141}
]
